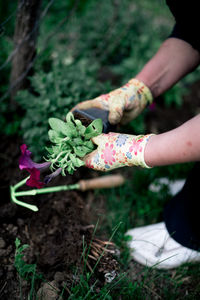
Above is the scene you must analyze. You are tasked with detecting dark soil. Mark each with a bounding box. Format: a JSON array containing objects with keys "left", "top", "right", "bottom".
[
  {"left": 0, "top": 80, "right": 200, "bottom": 299},
  {"left": 0, "top": 135, "right": 118, "bottom": 299},
  {"left": 73, "top": 111, "right": 93, "bottom": 127}
]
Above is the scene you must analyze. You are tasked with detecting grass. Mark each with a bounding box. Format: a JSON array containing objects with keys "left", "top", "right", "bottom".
[
  {"left": 14, "top": 222, "right": 139, "bottom": 299},
  {"left": 92, "top": 164, "right": 200, "bottom": 298},
  {"left": 14, "top": 238, "right": 43, "bottom": 299}
]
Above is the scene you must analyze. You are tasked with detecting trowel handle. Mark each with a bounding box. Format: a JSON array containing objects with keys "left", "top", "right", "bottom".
[{"left": 78, "top": 174, "right": 125, "bottom": 191}]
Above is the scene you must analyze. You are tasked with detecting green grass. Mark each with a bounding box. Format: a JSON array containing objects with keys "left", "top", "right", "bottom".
[
  {"left": 92, "top": 163, "right": 200, "bottom": 298},
  {"left": 14, "top": 224, "right": 141, "bottom": 299},
  {"left": 14, "top": 238, "right": 43, "bottom": 299}
]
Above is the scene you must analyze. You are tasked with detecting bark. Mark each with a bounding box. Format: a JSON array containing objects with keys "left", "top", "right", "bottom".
[{"left": 10, "top": 0, "right": 42, "bottom": 101}]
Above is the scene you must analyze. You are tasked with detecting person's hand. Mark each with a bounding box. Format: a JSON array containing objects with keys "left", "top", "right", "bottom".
[
  {"left": 83, "top": 132, "right": 154, "bottom": 171},
  {"left": 72, "top": 78, "right": 153, "bottom": 125}
]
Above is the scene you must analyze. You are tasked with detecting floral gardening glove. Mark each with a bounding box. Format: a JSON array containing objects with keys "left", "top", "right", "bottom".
[
  {"left": 83, "top": 132, "right": 154, "bottom": 171},
  {"left": 72, "top": 78, "right": 153, "bottom": 125}
]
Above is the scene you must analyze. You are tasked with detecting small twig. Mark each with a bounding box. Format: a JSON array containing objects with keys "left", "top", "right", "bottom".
[
  {"left": 91, "top": 241, "right": 105, "bottom": 249},
  {"left": 81, "top": 225, "right": 95, "bottom": 231},
  {"left": 91, "top": 241, "right": 115, "bottom": 253},
  {"left": 90, "top": 249, "right": 99, "bottom": 258},
  {"left": 87, "top": 254, "right": 97, "bottom": 261},
  {"left": 94, "top": 238, "right": 114, "bottom": 246},
  {"left": 91, "top": 245, "right": 102, "bottom": 255},
  {"left": 86, "top": 260, "right": 93, "bottom": 273}
]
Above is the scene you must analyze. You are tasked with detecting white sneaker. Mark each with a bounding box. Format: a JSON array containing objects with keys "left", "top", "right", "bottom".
[{"left": 126, "top": 222, "right": 200, "bottom": 269}]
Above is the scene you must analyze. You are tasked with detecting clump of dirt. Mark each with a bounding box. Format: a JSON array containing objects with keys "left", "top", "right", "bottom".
[
  {"left": 73, "top": 111, "right": 93, "bottom": 127},
  {"left": 0, "top": 135, "right": 119, "bottom": 299}
]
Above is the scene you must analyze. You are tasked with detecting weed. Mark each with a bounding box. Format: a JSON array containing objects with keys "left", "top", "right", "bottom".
[{"left": 14, "top": 238, "right": 43, "bottom": 299}]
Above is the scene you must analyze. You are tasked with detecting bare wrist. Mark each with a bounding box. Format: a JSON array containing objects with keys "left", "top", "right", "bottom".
[{"left": 144, "top": 134, "right": 158, "bottom": 167}]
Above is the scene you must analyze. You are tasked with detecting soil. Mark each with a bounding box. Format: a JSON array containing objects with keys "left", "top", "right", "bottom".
[
  {"left": 0, "top": 135, "right": 118, "bottom": 299},
  {"left": 0, "top": 80, "right": 200, "bottom": 299},
  {"left": 73, "top": 111, "right": 93, "bottom": 127}
]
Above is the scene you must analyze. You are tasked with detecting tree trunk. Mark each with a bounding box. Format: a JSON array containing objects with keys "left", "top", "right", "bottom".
[{"left": 10, "top": 0, "right": 42, "bottom": 101}]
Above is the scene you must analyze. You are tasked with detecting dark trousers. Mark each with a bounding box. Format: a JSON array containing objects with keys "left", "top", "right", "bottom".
[{"left": 164, "top": 162, "right": 200, "bottom": 251}]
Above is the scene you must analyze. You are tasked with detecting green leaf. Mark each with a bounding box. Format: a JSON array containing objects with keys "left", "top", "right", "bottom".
[
  {"left": 66, "top": 111, "right": 75, "bottom": 123},
  {"left": 81, "top": 144, "right": 92, "bottom": 155},
  {"left": 69, "top": 153, "right": 84, "bottom": 168},
  {"left": 73, "top": 146, "right": 87, "bottom": 157},
  {"left": 73, "top": 137, "right": 83, "bottom": 145},
  {"left": 14, "top": 238, "right": 42, "bottom": 281},
  {"left": 49, "top": 118, "right": 66, "bottom": 132},
  {"left": 45, "top": 146, "right": 54, "bottom": 155},
  {"left": 84, "top": 140, "right": 94, "bottom": 150},
  {"left": 15, "top": 237, "right": 21, "bottom": 249},
  {"left": 49, "top": 118, "right": 77, "bottom": 137},
  {"left": 48, "top": 130, "right": 63, "bottom": 143},
  {"left": 69, "top": 153, "right": 77, "bottom": 164},
  {"left": 75, "top": 158, "right": 85, "bottom": 168},
  {"left": 84, "top": 119, "right": 103, "bottom": 139},
  {"left": 77, "top": 124, "right": 86, "bottom": 135}
]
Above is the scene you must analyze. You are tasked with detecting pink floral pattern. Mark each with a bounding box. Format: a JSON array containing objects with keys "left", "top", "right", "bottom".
[
  {"left": 83, "top": 133, "right": 154, "bottom": 171},
  {"left": 83, "top": 78, "right": 153, "bottom": 124},
  {"left": 85, "top": 159, "right": 94, "bottom": 169},
  {"left": 100, "top": 94, "right": 110, "bottom": 101},
  {"left": 101, "top": 143, "right": 116, "bottom": 165},
  {"left": 129, "top": 137, "right": 143, "bottom": 155}
]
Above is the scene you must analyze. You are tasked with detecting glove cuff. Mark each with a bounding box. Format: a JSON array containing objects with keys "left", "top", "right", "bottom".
[
  {"left": 127, "top": 134, "right": 155, "bottom": 168},
  {"left": 128, "top": 78, "right": 153, "bottom": 105}
]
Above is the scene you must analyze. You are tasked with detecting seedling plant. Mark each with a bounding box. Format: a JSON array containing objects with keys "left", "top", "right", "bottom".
[
  {"left": 10, "top": 112, "right": 103, "bottom": 211},
  {"left": 46, "top": 112, "right": 103, "bottom": 176}
]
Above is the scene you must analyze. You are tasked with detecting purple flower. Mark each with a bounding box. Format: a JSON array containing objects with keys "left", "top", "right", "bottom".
[
  {"left": 44, "top": 168, "right": 62, "bottom": 184},
  {"left": 19, "top": 144, "right": 50, "bottom": 171},
  {"left": 26, "top": 168, "right": 45, "bottom": 189},
  {"left": 19, "top": 144, "right": 51, "bottom": 189}
]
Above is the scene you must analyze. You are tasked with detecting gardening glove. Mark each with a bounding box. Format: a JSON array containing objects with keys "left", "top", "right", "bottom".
[
  {"left": 72, "top": 78, "right": 153, "bottom": 125},
  {"left": 83, "top": 132, "right": 155, "bottom": 171}
]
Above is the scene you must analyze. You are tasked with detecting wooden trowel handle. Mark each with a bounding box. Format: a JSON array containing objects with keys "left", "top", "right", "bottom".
[{"left": 78, "top": 174, "right": 125, "bottom": 191}]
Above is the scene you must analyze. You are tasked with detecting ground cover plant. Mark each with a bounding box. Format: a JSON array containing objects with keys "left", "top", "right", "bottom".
[{"left": 1, "top": 0, "right": 200, "bottom": 299}]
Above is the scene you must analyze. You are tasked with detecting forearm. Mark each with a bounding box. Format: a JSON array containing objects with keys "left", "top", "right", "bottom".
[
  {"left": 135, "top": 38, "right": 200, "bottom": 98},
  {"left": 145, "top": 115, "right": 200, "bottom": 167}
]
